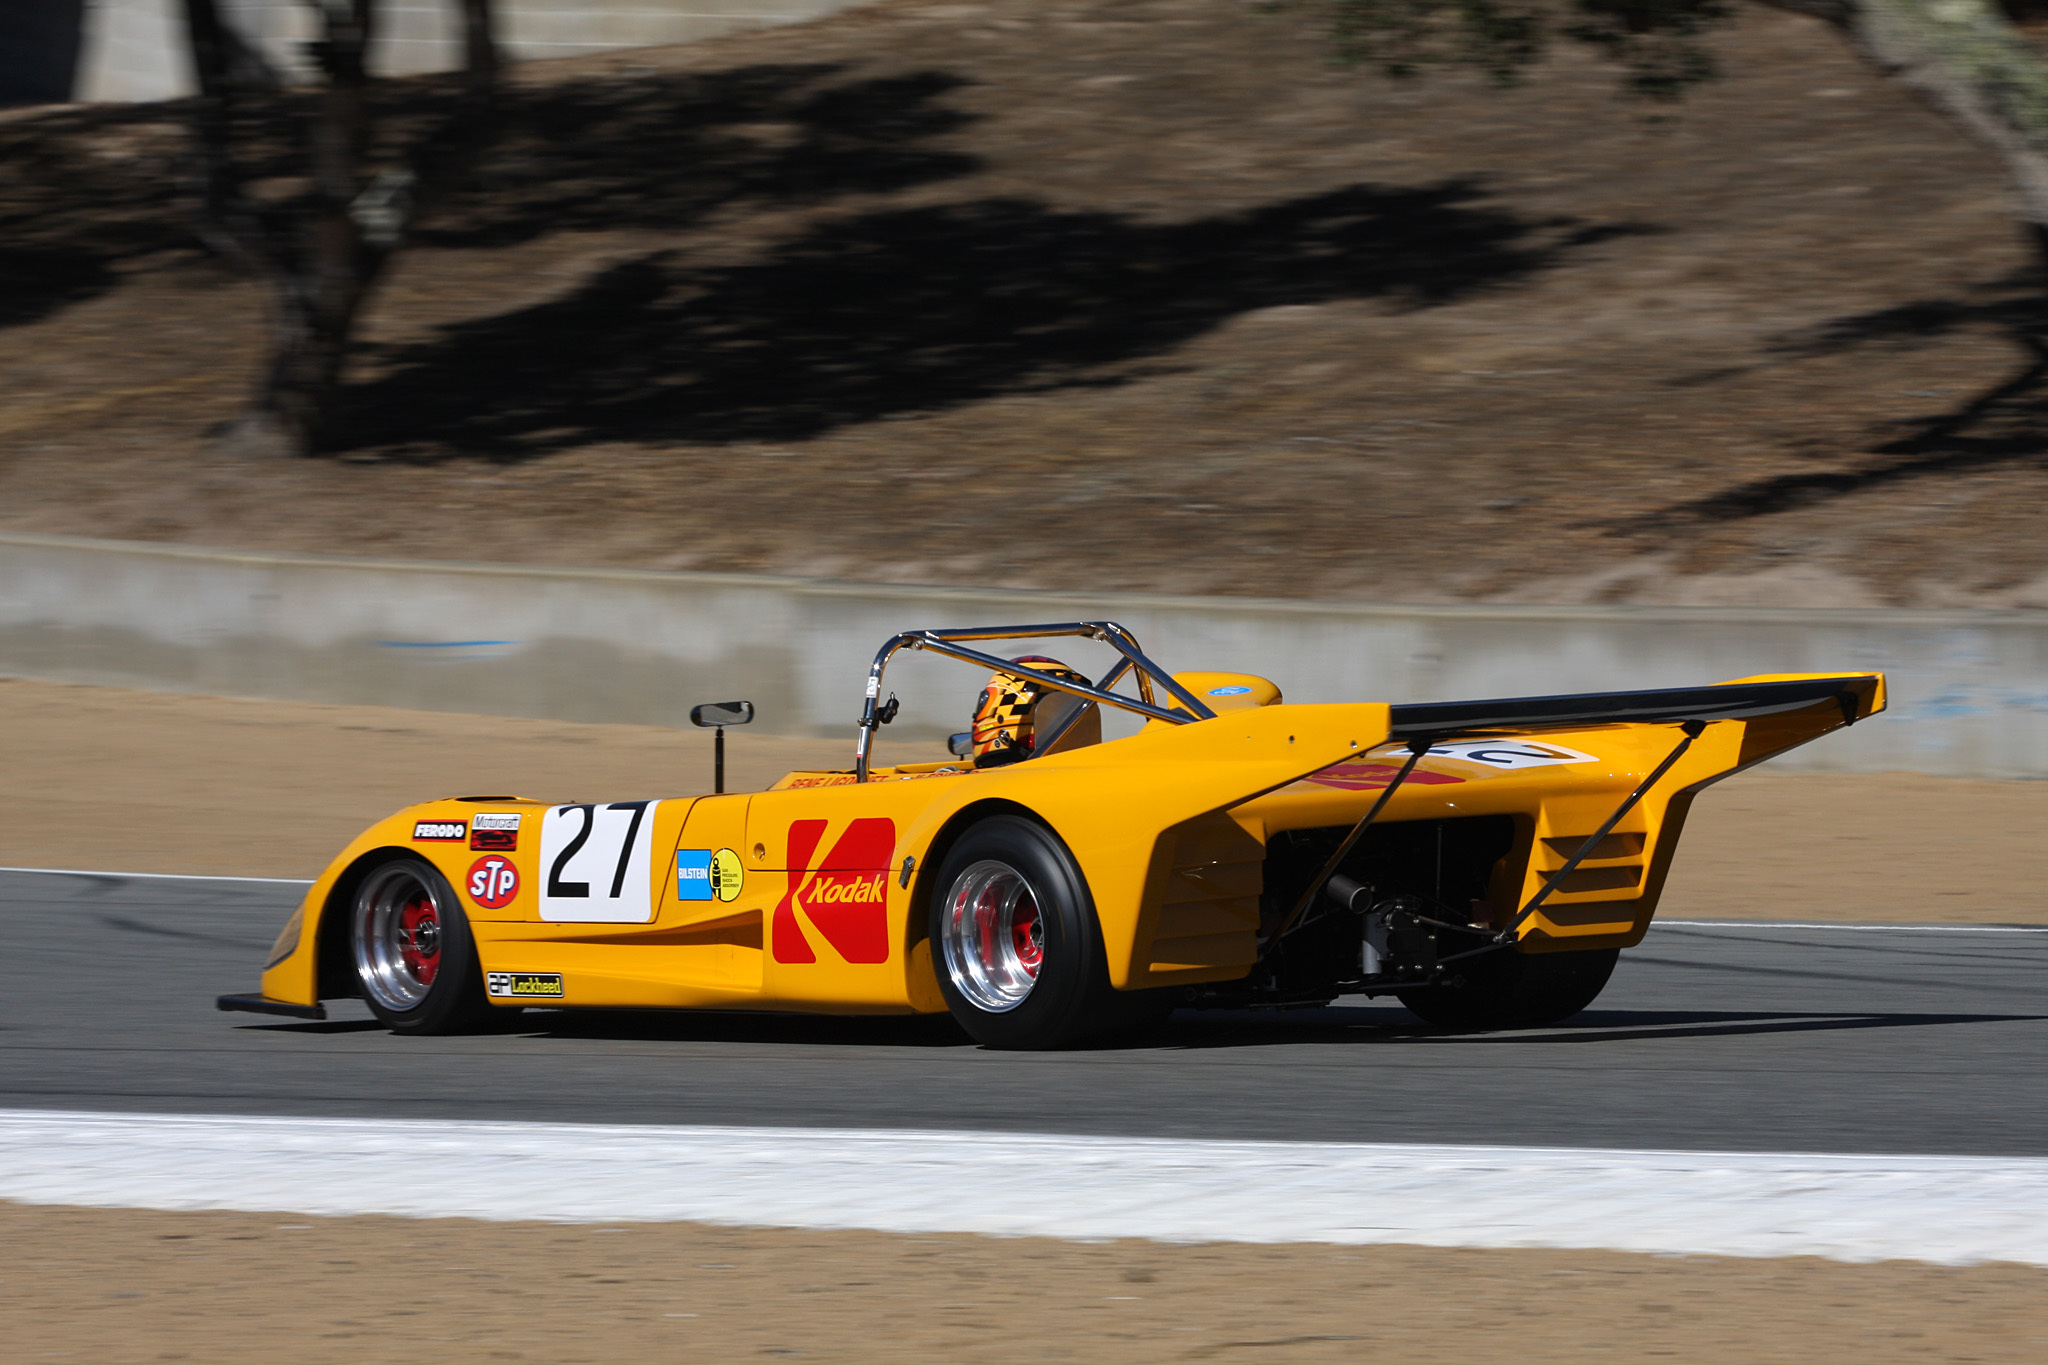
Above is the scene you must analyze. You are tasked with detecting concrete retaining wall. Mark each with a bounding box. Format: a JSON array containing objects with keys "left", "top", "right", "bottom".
[
  {"left": 2, "top": 531, "right": 2045, "bottom": 777},
  {"left": 66, "top": 0, "right": 880, "bottom": 104}
]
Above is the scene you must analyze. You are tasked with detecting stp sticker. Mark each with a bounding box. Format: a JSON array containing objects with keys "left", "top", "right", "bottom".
[
  {"left": 470, "top": 812, "right": 522, "bottom": 851},
  {"left": 413, "top": 820, "right": 467, "bottom": 842},
  {"left": 466, "top": 855, "right": 520, "bottom": 910},
  {"left": 486, "top": 971, "right": 563, "bottom": 999}
]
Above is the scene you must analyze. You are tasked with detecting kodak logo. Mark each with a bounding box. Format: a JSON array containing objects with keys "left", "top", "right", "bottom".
[{"left": 772, "top": 818, "right": 895, "bottom": 965}]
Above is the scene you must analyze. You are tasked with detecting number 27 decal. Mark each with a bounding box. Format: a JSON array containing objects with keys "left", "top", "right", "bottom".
[{"left": 539, "top": 801, "right": 660, "bottom": 923}]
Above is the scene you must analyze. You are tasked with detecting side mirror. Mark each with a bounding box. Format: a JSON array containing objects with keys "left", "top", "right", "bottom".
[
  {"left": 948, "top": 732, "right": 974, "bottom": 759},
  {"left": 690, "top": 700, "right": 754, "bottom": 794},
  {"left": 691, "top": 700, "right": 754, "bottom": 728}
]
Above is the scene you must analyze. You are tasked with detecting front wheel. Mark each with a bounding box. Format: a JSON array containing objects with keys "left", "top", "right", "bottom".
[
  {"left": 350, "top": 855, "right": 493, "bottom": 1035},
  {"left": 928, "top": 816, "right": 1167, "bottom": 1049},
  {"left": 1397, "top": 946, "right": 1618, "bottom": 1029}
]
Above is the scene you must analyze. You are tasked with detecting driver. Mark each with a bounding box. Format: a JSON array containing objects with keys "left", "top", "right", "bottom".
[{"left": 971, "top": 656, "right": 1092, "bottom": 768}]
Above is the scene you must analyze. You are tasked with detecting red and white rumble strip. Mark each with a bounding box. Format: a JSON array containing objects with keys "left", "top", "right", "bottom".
[{"left": 2, "top": 1109, "right": 2046, "bottom": 1265}]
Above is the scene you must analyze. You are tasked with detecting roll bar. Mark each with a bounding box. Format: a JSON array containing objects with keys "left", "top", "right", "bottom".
[{"left": 853, "top": 621, "right": 1216, "bottom": 781}]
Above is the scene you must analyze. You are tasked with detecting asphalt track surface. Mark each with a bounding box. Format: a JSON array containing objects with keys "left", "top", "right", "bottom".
[{"left": 4, "top": 870, "right": 2044, "bottom": 1156}]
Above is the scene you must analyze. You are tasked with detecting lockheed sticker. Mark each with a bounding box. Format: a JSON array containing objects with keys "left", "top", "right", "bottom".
[{"left": 486, "top": 971, "right": 564, "bottom": 999}]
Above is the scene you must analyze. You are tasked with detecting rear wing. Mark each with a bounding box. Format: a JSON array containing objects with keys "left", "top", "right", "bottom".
[
  {"left": 1386, "top": 673, "right": 1885, "bottom": 745},
  {"left": 1276, "top": 671, "right": 1886, "bottom": 945}
]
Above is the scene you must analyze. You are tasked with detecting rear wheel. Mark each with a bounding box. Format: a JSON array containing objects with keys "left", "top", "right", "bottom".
[
  {"left": 351, "top": 855, "right": 493, "bottom": 1035},
  {"left": 929, "top": 816, "right": 1169, "bottom": 1049},
  {"left": 1397, "top": 947, "right": 1618, "bottom": 1029}
]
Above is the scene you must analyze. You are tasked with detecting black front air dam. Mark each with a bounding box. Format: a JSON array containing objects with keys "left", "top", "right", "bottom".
[{"left": 216, "top": 993, "right": 327, "bottom": 1021}]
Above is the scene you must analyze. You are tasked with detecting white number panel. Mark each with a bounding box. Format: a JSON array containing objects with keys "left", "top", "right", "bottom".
[
  {"left": 539, "top": 801, "right": 662, "bottom": 923},
  {"left": 1424, "top": 740, "right": 1597, "bottom": 770}
]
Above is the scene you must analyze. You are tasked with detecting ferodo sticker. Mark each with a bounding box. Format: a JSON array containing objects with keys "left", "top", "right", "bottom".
[
  {"left": 413, "top": 820, "right": 467, "bottom": 842},
  {"left": 467, "top": 855, "right": 520, "bottom": 910},
  {"left": 539, "top": 801, "right": 661, "bottom": 923},
  {"left": 772, "top": 819, "right": 895, "bottom": 965},
  {"left": 1424, "top": 740, "right": 1597, "bottom": 770},
  {"left": 487, "top": 972, "right": 563, "bottom": 999},
  {"left": 470, "top": 812, "right": 521, "bottom": 851}
]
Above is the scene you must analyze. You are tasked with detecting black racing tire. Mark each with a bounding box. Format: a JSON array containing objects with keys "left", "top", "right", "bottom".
[
  {"left": 1397, "top": 946, "right": 1619, "bottom": 1029},
  {"left": 928, "top": 815, "right": 1166, "bottom": 1049},
  {"left": 349, "top": 854, "right": 494, "bottom": 1035}
]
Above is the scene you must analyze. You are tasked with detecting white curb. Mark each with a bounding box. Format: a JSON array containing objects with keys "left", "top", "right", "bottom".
[{"left": 4, "top": 1109, "right": 2045, "bottom": 1265}]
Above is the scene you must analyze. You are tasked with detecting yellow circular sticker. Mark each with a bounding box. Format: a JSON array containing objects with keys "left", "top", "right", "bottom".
[{"left": 709, "top": 847, "right": 745, "bottom": 902}]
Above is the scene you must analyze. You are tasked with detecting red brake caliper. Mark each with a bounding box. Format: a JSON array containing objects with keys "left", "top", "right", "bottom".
[
  {"left": 1012, "top": 895, "right": 1042, "bottom": 976},
  {"left": 399, "top": 894, "right": 441, "bottom": 986}
]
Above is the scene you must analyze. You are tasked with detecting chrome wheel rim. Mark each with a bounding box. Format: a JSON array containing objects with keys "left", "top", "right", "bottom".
[
  {"left": 939, "top": 860, "right": 1044, "bottom": 1013},
  {"left": 354, "top": 865, "right": 446, "bottom": 1013}
]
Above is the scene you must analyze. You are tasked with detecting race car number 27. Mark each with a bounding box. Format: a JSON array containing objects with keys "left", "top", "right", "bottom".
[{"left": 539, "top": 801, "right": 663, "bottom": 923}]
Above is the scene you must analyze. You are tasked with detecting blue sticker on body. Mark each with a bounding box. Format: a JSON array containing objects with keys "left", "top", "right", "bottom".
[
  {"left": 676, "top": 849, "right": 714, "bottom": 901},
  {"left": 1207, "top": 685, "right": 1253, "bottom": 697}
]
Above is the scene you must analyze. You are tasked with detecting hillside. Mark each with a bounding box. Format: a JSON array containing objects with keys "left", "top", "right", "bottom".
[{"left": 1, "top": 0, "right": 2042, "bottom": 607}]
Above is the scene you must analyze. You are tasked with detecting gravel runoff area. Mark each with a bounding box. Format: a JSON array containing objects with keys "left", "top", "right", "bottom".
[
  {"left": 6, "top": 0, "right": 2048, "bottom": 609},
  {"left": 8, "top": 1199, "right": 2046, "bottom": 1364},
  {"left": 2, "top": 675, "right": 2042, "bottom": 921}
]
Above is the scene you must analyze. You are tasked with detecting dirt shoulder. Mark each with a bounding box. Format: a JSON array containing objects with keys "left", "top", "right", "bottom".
[
  {"left": 5, "top": 1, "right": 2048, "bottom": 609},
  {"left": 5, "top": 1202, "right": 2045, "bottom": 1364},
  {"left": 1, "top": 676, "right": 2040, "bottom": 921}
]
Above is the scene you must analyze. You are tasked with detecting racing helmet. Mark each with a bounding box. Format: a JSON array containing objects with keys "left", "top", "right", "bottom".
[{"left": 971, "top": 655, "right": 1090, "bottom": 768}]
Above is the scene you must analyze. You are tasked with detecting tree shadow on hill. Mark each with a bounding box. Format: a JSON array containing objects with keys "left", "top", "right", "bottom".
[
  {"left": 0, "top": 61, "right": 978, "bottom": 334},
  {"left": 410, "top": 64, "right": 982, "bottom": 248},
  {"left": 331, "top": 182, "right": 1635, "bottom": 458},
  {"left": 1620, "top": 269, "right": 2048, "bottom": 534}
]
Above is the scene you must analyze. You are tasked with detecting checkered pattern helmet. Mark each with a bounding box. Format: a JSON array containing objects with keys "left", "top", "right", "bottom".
[{"left": 971, "top": 655, "right": 1088, "bottom": 768}]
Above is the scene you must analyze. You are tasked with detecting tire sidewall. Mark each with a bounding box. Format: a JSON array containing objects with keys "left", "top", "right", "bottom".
[
  {"left": 351, "top": 854, "right": 490, "bottom": 1035},
  {"left": 928, "top": 815, "right": 1110, "bottom": 1049}
]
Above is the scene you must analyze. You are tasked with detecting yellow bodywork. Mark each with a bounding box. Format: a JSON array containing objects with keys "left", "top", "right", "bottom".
[{"left": 260, "top": 671, "right": 1885, "bottom": 1015}]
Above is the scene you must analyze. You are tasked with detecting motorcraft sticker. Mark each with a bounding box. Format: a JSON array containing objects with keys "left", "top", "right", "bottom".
[
  {"left": 469, "top": 812, "right": 522, "bottom": 851},
  {"left": 467, "top": 854, "right": 520, "bottom": 910},
  {"left": 413, "top": 820, "right": 467, "bottom": 842},
  {"left": 486, "top": 971, "right": 563, "bottom": 999},
  {"left": 539, "top": 801, "right": 661, "bottom": 923}
]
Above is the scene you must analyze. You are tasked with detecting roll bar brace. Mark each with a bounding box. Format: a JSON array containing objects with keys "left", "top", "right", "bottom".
[{"left": 854, "top": 621, "right": 1216, "bottom": 781}]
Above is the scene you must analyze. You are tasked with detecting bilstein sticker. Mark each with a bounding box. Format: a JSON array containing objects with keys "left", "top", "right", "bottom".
[
  {"left": 486, "top": 971, "right": 563, "bottom": 999},
  {"left": 677, "top": 849, "right": 714, "bottom": 901},
  {"left": 413, "top": 820, "right": 467, "bottom": 842},
  {"left": 470, "top": 812, "right": 521, "bottom": 851}
]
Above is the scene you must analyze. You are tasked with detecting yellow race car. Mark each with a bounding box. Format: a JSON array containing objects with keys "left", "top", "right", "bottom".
[{"left": 220, "top": 622, "right": 1885, "bottom": 1048}]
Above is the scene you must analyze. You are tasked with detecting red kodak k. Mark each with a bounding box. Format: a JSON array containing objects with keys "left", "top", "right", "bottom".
[{"left": 772, "top": 818, "right": 896, "bottom": 964}]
